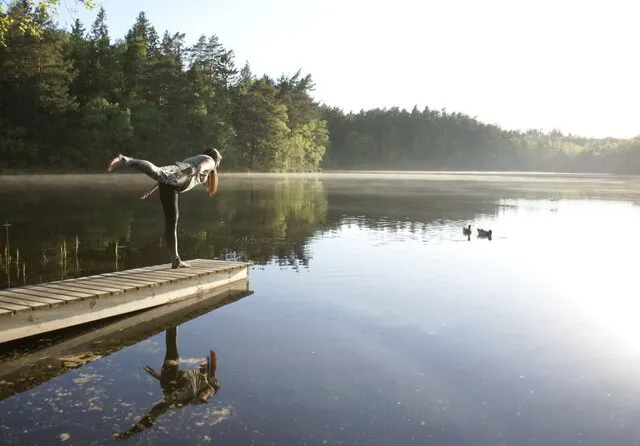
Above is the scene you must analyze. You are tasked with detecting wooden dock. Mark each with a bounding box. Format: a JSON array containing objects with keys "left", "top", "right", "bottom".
[{"left": 0, "top": 258, "right": 252, "bottom": 344}]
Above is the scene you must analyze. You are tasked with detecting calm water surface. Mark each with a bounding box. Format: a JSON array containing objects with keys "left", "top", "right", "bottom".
[{"left": 1, "top": 172, "right": 640, "bottom": 445}]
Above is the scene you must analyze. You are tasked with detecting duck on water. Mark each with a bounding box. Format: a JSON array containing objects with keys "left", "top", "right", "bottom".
[{"left": 463, "top": 225, "right": 492, "bottom": 241}]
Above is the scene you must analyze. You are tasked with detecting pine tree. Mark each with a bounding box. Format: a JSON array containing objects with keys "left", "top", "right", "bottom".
[
  {"left": 123, "top": 11, "right": 151, "bottom": 97},
  {"left": 86, "top": 7, "right": 121, "bottom": 101}
]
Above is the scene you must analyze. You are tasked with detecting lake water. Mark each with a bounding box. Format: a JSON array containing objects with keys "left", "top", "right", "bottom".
[{"left": 1, "top": 172, "right": 640, "bottom": 445}]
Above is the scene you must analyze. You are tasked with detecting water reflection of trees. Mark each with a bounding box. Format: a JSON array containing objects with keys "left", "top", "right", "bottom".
[
  {"left": 318, "top": 181, "right": 503, "bottom": 238},
  {"left": 0, "top": 176, "right": 328, "bottom": 286},
  {"left": 2, "top": 174, "right": 611, "bottom": 287},
  {"left": 175, "top": 177, "right": 328, "bottom": 268}
]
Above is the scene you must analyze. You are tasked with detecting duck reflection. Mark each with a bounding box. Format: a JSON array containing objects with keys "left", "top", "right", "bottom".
[{"left": 113, "top": 327, "right": 220, "bottom": 441}]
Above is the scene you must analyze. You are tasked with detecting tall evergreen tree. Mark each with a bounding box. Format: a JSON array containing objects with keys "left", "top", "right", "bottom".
[
  {"left": 123, "top": 11, "right": 151, "bottom": 98},
  {"left": 85, "top": 7, "right": 121, "bottom": 101}
]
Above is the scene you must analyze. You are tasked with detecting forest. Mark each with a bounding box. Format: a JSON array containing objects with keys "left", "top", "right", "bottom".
[{"left": 1, "top": 3, "right": 639, "bottom": 174}]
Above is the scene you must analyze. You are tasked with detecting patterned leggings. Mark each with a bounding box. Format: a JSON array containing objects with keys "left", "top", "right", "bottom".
[
  {"left": 125, "top": 158, "right": 191, "bottom": 189},
  {"left": 124, "top": 157, "right": 191, "bottom": 267}
]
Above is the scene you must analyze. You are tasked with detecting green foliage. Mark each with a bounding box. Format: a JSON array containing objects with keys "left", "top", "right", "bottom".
[
  {"left": 0, "top": 8, "right": 327, "bottom": 172},
  {"left": 278, "top": 119, "right": 328, "bottom": 172},
  {"left": 1, "top": 4, "right": 639, "bottom": 174},
  {"left": 0, "top": 124, "right": 37, "bottom": 169},
  {"left": 322, "top": 106, "right": 640, "bottom": 173},
  {"left": 76, "top": 98, "right": 133, "bottom": 163},
  {"left": 233, "top": 79, "right": 290, "bottom": 170},
  {"left": 0, "top": 1, "right": 93, "bottom": 48}
]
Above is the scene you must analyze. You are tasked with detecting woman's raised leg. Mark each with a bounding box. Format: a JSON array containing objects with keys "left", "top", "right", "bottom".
[{"left": 107, "top": 154, "right": 164, "bottom": 182}]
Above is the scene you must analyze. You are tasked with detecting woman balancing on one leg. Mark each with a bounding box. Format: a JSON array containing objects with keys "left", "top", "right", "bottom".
[{"left": 107, "top": 148, "right": 223, "bottom": 269}]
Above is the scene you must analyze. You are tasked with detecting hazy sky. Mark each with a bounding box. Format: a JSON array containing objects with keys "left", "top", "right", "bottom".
[{"left": 56, "top": 0, "right": 639, "bottom": 139}]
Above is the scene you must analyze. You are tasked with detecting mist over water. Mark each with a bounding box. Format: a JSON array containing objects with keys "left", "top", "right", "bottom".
[{"left": 1, "top": 172, "right": 640, "bottom": 445}]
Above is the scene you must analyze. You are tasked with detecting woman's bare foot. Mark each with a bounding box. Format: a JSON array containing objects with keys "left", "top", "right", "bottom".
[
  {"left": 172, "top": 259, "right": 191, "bottom": 269},
  {"left": 107, "top": 154, "right": 125, "bottom": 172}
]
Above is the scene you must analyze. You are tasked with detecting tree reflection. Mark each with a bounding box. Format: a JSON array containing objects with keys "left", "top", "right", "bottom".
[
  {"left": 0, "top": 176, "right": 328, "bottom": 286},
  {"left": 0, "top": 174, "right": 534, "bottom": 288}
]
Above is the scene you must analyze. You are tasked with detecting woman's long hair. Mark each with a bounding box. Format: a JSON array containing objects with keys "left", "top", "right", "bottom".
[{"left": 205, "top": 168, "right": 218, "bottom": 196}]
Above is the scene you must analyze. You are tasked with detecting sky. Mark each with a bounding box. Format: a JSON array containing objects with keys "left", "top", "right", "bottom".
[{"left": 55, "top": 0, "right": 640, "bottom": 139}]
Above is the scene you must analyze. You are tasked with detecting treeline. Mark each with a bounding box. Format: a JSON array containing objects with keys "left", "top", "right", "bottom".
[
  {"left": 1, "top": 4, "right": 639, "bottom": 174},
  {"left": 0, "top": 4, "right": 327, "bottom": 172},
  {"left": 322, "top": 106, "right": 640, "bottom": 173}
]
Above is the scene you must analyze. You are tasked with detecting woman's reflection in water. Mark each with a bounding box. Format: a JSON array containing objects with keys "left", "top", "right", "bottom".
[{"left": 113, "top": 327, "right": 220, "bottom": 440}]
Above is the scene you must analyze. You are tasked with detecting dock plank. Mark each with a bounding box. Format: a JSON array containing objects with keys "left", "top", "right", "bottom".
[
  {"left": 65, "top": 277, "right": 133, "bottom": 289},
  {"left": 136, "top": 269, "right": 201, "bottom": 278},
  {"left": 0, "top": 295, "right": 47, "bottom": 309},
  {"left": 77, "top": 278, "right": 144, "bottom": 290},
  {"left": 114, "top": 272, "right": 191, "bottom": 282},
  {"left": 126, "top": 271, "right": 194, "bottom": 280},
  {"left": 90, "top": 277, "right": 152, "bottom": 288},
  {"left": 117, "top": 273, "right": 179, "bottom": 283},
  {"left": 20, "top": 285, "right": 92, "bottom": 300},
  {"left": 0, "top": 290, "right": 64, "bottom": 305},
  {"left": 117, "top": 268, "right": 210, "bottom": 278},
  {"left": 98, "top": 274, "right": 159, "bottom": 285},
  {"left": 36, "top": 283, "right": 111, "bottom": 297},
  {"left": 2, "top": 287, "right": 72, "bottom": 301},
  {"left": 0, "top": 300, "right": 32, "bottom": 312},
  {"left": 52, "top": 281, "right": 120, "bottom": 294}
]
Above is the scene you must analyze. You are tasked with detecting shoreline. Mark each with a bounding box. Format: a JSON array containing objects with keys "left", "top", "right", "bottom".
[{"left": 1, "top": 169, "right": 638, "bottom": 177}]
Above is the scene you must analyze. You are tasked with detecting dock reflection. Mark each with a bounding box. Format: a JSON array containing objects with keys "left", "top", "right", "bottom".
[{"left": 0, "top": 280, "right": 252, "bottom": 405}]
